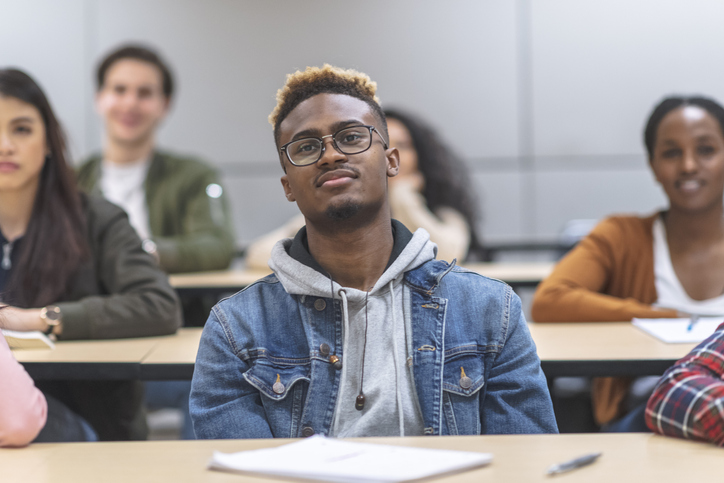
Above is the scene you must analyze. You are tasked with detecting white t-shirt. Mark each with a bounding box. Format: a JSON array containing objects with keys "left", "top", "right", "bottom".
[
  {"left": 99, "top": 158, "right": 151, "bottom": 240},
  {"left": 653, "top": 216, "right": 724, "bottom": 314}
]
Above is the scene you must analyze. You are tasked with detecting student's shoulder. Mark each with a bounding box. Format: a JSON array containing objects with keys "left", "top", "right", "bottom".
[
  {"left": 154, "top": 150, "right": 218, "bottom": 177},
  {"left": 411, "top": 259, "right": 511, "bottom": 298},
  {"left": 81, "top": 192, "right": 131, "bottom": 227},
  {"left": 75, "top": 154, "right": 102, "bottom": 185},
  {"left": 590, "top": 212, "right": 660, "bottom": 242}
]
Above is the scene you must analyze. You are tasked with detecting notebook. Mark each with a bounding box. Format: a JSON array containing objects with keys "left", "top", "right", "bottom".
[
  {"left": 2, "top": 329, "right": 55, "bottom": 350},
  {"left": 208, "top": 435, "right": 493, "bottom": 483},
  {"left": 632, "top": 317, "right": 724, "bottom": 344}
]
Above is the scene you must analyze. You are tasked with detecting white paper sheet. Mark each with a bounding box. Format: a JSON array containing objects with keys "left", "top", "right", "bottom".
[
  {"left": 208, "top": 435, "right": 493, "bottom": 483},
  {"left": 632, "top": 317, "right": 724, "bottom": 343}
]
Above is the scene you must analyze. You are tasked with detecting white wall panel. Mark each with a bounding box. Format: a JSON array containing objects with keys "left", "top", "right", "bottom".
[
  {"left": 1, "top": 0, "right": 88, "bottom": 161},
  {"left": 532, "top": 0, "right": 724, "bottom": 157},
  {"left": 91, "top": 0, "right": 519, "bottom": 163}
]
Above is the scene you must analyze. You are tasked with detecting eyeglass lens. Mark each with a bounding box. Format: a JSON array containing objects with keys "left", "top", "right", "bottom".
[{"left": 287, "top": 126, "right": 372, "bottom": 166}]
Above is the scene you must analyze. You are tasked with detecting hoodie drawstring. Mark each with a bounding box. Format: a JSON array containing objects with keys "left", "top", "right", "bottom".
[
  {"left": 388, "top": 279, "right": 405, "bottom": 436},
  {"left": 331, "top": 287, "right": 350, "bottom": 436}
]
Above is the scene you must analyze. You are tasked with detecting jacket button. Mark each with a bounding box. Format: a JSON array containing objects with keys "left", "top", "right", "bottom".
[
  {"left": 302, "top": 426, "right": 315, "bottom": 437},
  {"left": 273, "top": 381, "right": 285, "bottom": 394},
  {"left": 314, "top": 299, "right": 326, "bottom": 311},
  {"left": 460, "top": 376, "right": 472, "bottom": 389},
  {"left": 319, "top": 343, "right": 330, "bottom": 356},
  {"left": 329, "top": 355, "right": 343, "bottom": 370}
]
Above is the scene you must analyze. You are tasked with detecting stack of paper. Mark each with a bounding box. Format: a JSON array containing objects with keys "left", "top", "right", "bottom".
[
  {"left": 209, "top": 435, "right": 493, "bottom": 482},
  {"left": 2, "top": 329, "right": 55, "bottom": 350},
  {"left": 632, "top": 317, "right": 724, "bottom": 344}
]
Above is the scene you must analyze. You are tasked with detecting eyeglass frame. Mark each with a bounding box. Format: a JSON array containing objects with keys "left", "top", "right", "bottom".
[{"left": 279, "top": 125, "right": 389, "bottom": 167}]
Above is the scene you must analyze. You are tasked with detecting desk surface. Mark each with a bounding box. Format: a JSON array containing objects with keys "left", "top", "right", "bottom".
[
  {"left": 169, "top": 262, "right": 555, "bottom": 292},
  {"left": 12, "top": 330, "right": 200, "bottom": 381},
  {"left": 2, "top": 433, "right": 721, "bottom": 482},
  {"left": 15, "top": 322, "right": 697, "bottom": 380},
  {"left": 529, "top": 322, "right": 696, "bottom": 377}
]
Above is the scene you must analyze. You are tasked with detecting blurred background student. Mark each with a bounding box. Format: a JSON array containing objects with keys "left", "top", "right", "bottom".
[
  {"left": 0, "top": 68, "right": 181, "bottom": 441},
  {"left": 76, "top": 44, "right": 239, "bottom": 439},
  {"left": 245, "top": 107, "right": 483, "bottom": 267},
  {"left": 76, "top": 44, "right": 235, "bottom": 275},
  {"left": 532, "top": 96, "right": 724, "bottom": 431}
]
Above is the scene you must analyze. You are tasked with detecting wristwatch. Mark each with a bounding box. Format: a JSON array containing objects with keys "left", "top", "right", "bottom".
[{"left": 40, "top": 305, "right": 62, "bottom": 335}]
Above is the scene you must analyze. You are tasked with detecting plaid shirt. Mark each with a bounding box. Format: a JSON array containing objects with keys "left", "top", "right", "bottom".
[{"left": 645, "top": 322, "right": 724, "bottom": 446}]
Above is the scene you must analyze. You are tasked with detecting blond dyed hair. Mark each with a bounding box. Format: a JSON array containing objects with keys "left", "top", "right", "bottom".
[{"left": 269, "top": 64, "right": 385, "bottom": 144}]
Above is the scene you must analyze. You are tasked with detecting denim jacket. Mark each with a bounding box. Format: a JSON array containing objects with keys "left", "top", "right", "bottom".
[{"left": 190, "top": 259, "right": 557, "bottom": 438}]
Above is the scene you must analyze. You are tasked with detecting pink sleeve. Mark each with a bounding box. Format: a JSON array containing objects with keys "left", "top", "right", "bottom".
[{"left": 0, "top": 336, "right": 47, "bottom": 447}]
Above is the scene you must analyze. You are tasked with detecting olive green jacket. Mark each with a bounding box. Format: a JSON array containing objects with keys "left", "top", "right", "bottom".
[
  {"left": 38, "top": 193, "right": 182, "bottom": 441},
  {"left": 76, "top": 151, "right": 236, "bottom": 274}
]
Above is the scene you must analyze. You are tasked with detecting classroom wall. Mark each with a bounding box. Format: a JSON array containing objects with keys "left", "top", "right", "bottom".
[{"left": 3, "top": 0, "right": 723, "bottom": 244}]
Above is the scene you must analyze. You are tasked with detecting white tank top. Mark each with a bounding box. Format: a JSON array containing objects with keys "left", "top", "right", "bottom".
[{"left": 653, "top": 216, "right": 724, "bottom": 314}]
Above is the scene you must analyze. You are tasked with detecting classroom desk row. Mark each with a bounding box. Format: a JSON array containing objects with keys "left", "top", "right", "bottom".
[
  {"left": 2, "top": 433, "right": 721, "bottom": 482},
  {"left": 168, "top": 262, "right": 555, "bottom": 297},
  {"left": 13, "top": 322, "right": 697, "bottom": 381}
]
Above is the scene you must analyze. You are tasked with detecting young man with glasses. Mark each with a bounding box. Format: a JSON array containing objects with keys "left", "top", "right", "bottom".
[{"left": 190, "top": 64, "right": 556, "bottom": 438}]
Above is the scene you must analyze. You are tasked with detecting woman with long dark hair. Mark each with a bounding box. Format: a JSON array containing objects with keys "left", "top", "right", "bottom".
[
  {"left": 0, "top": 68, "right": 181, "bottom": 441},
  {"left": 245, "top": 108, "right": 483, "bottom": 267}
]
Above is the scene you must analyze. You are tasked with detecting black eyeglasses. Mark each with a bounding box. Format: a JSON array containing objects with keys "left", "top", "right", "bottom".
[{"left": 280, "top": 125, "right": 389, "bottom": 167}]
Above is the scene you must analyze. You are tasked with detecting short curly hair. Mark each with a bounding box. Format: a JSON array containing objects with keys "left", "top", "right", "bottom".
[{"left": 269, "top": 64, "right": 387, "bottom": 146}]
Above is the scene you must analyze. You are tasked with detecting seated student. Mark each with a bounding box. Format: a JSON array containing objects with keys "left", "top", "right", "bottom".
[
  {"left": 646, "top": 322, "right": 724, "bottom": 446},
  {"left": 245, "top": 108, "right": 482, "bottom": 268},
  {"left": 0, "top": 334, "right": 47, "bottom": 447},
  {"left": 531, "top": 96, "right": 724, "bottom": 429},
  {"left": 0, "top": 68, "right": 181, "bottom": 441},
  {"left": 77, "top": 44, "right": 238, "bottom": 438},
  {"left": 76, "top": 44, "right": 235, "bottom": 274},
  {"left": 190, "top": 64, "right": 556, "bottom": 438}
]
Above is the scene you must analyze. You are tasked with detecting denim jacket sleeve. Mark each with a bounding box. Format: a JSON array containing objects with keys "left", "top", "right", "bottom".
[
  {"left": 190, "top": 306, "right": 273, "bottom": 439},
  {"left": 481, "top": 293, "right": 558, "bottom": 434}
]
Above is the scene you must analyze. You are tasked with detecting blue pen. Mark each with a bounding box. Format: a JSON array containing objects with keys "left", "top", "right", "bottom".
[
  {"left": 687, "top": 314, "right": 700, "bottom": 332},
  {"left": 547, "top": 452, "right": 602, "bottom": 476}
]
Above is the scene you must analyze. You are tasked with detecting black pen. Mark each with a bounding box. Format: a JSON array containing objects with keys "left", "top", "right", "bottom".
[{"left": 547, "top": 452, "right": 601, "bottom": 476}]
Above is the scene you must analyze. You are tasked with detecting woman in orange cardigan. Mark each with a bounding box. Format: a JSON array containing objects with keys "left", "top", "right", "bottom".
[{"left": 532, "top": 96, "right": 724, "bottom": 428}]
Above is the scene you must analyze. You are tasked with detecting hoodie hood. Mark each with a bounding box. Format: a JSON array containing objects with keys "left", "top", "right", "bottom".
[{"left": 269, "top": 224, "right": 437, "bottom": 301}]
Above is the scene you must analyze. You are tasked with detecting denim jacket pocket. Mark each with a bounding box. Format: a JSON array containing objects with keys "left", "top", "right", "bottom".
[
  {"left": 243, "top": 361, "right": 311, "bottom": 401},
  {"left": 243, "top": 361, "right": 311, "bottom": 438},
  {"left": 441, "top": 347, "right": 485, "bottom": 435}
]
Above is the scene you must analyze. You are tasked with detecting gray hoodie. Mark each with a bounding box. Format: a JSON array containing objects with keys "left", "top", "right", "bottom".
[{"left": 269, "top": 224, "right": 437, "bottom": 437}]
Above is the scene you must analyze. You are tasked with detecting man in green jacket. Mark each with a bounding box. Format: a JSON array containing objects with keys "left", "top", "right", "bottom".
[
  {"left": 77, "top": 44, "right": 236, "bottom": 439},
  {"left": 76, "top": 44, "right": 235, "bottom": 274}
]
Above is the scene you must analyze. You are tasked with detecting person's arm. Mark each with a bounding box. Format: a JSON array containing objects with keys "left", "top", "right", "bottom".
[
  {"left": 389, "top": 178, "right": 470, "bottom": 262},
  {"left": 153, "top": 169, "right": 236, "bottom": 274},
  {"left": 244, "top": 214, "right": 305, "bottom": 270},
  {"left": 645, "top": 324, "right": 724, "bottom": 445},
  {"left": 0, "top": 336, "right": 47, "bottom": 447},
  {"left": 531, "top": 218, "right": 678, "bottom": 322},
  {"left": 190, "top": 307, "right": 273, "bottom": 439},
  {"left": 56, "top": 200, "right": 181, "bottom": 340},
  {"left": 481, "top": 291, "right": 558, "bottom": 434}
]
